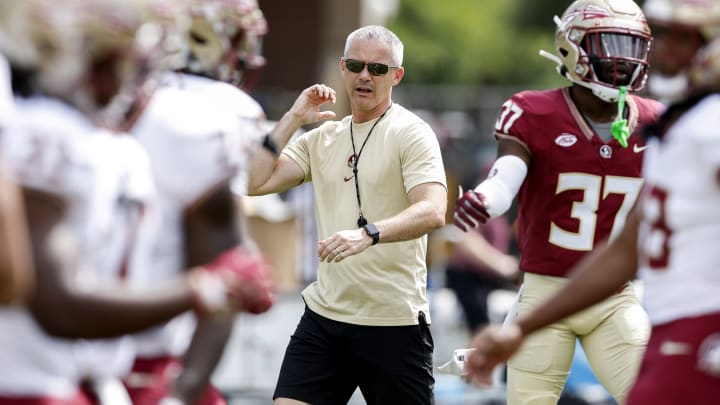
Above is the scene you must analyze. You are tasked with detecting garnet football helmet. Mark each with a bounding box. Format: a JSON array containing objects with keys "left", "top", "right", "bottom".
[
  {"left": 644, "top": 0, "right": 720, "bottom": 99},
  {"left": 184, "top": 0, "right": 268, "bottom": 88},
  {"left": 541, "top": 0, "right": 652, "bottom": 102}
]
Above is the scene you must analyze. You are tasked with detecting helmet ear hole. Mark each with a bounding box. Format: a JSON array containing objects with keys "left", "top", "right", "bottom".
[
  {"left": 559, "top": 48, "right": 569, "bottom": 57},
  {"left": 189, "top": 31, "right": 208, "bottom": 45}
]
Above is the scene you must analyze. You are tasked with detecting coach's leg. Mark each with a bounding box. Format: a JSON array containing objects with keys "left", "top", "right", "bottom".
[
  {"left": 355, "top": 312, "right": 435, "bottom": 405},
  {"left": 273, "top": 307, "right": 357, "bottom": 405}
]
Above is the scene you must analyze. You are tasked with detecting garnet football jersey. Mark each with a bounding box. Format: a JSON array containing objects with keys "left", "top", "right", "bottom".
[
  {"left": 495, "top": 87, "right": 663, "bottom": 277},
  {"left": 638, "top": 94, "right": 720, "bottom": 325}
]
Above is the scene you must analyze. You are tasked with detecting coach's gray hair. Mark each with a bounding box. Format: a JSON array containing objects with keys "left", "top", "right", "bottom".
[{"left": 343, "top": 25, "right": 404, "bottom": 66}]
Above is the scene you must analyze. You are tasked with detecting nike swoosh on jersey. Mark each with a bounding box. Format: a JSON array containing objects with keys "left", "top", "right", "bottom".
[
  {"left": 344, "top": 175, "right": 354, "bottom": 182},
  {"left": 660, "top": 340, "right": 693, "bottom": 356},
  {"left": 633, "top": 144, "right": 649, "bottom": 153}
]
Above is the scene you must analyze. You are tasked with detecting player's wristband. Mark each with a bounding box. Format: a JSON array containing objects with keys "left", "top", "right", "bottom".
[
  {"left": 261, "top": 133, "right": 279, "bottom": 156},
  {"left": 474, "top": 155, "right": 527, "bottom": 217}
]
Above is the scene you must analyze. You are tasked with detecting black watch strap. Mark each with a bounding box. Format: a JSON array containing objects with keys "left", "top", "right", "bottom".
[{"left": 363, "top": 223, "right": 380, "bottom": 245}]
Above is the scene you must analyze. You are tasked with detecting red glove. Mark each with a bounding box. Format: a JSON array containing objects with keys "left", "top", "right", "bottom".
[
  {"left": 453, "top": 189, "right": 491, "bottom": 231},
  {"left": 189, "top": 246, "right": 275, "bottom": 316}
]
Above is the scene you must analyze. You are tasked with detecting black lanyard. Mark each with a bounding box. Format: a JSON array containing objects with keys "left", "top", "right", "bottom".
[{"left": 350, "top": 105, "right": 391, "bottom": 227}]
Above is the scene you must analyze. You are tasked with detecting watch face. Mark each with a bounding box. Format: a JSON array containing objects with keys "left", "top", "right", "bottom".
[{"left": 364, "top": 223, "right": 379, "bottom": 244}]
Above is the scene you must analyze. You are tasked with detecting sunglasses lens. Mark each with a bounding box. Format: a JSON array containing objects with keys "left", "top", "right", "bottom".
[
  {"left": 368, "top": 63, "right": 389, "bottom": 76},
  {"left": 345, "top": 59, "right": 393, "bottom": 76},
  {"left": 345, "top": 59, "right": 365, "bottom": 73}
]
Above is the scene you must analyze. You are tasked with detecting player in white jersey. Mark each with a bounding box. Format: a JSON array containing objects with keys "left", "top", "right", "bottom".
[
  {"left": 462, "top": 1, "right": 720, "bottom": 404},
  {"left": 0, "top": 99, "right": 158, "bottom": 404},
  {"left": 125, "top": 1, "right": 272, "bottom": 404},
  {"left": 0, "top": 2, "right": 273, "bottom": 404}
]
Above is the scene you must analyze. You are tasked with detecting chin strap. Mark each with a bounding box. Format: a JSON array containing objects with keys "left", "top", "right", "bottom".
[
  {"left": 539, "top": 49, "right": 564, "bottom": 75},
  {"left": 539, "top": 49, "right": 577, "bottom": 90}
]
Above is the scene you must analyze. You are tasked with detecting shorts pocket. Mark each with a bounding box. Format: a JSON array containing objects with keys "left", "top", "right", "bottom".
[{"left": 417, "top": 311, "right": 434, "bottom": 351}]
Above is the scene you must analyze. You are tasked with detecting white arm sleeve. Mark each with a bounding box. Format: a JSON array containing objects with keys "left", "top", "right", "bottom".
[{"left": 474, "top": 155, "right": 527, "bottom": 218}]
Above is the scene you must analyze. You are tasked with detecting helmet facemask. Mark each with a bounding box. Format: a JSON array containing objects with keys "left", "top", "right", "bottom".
[
  {"left": 183, "top": 0, "right": 267, "bottom": 88},
  {"left": 582, "top": 31, "right": 650, "bottom": 90}
]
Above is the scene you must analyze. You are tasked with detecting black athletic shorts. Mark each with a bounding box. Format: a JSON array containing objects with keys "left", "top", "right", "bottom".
[{"left": 273, "top": 306, "right": 435, "bottom": 405}]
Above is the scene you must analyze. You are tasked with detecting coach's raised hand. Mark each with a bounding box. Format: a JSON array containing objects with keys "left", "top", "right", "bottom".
[{"left": 288, "top": 83, "right": 337, "bottom": 126}]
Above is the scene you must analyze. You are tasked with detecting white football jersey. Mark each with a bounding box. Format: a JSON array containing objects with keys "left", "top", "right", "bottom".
[
  {"left": 71, "top": 132, "right": 158, "bottom": 381},
  {"left": 638, "top": 94, "right": 720, "bottom": 325},
  {"left": 0, "top": 96, "right": 157, "bottom": 395},
  {"left": 130, "top": 72, "right": 265, "bottom": 357}
]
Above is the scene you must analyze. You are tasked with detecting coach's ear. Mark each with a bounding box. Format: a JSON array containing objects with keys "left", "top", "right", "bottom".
[{"left": 392, "top": 66, "right": 405, "bottom": 86}]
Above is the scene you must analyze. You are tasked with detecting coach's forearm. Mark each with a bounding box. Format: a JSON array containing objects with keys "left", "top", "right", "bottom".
[
  {"left": 375, "top": 202, "right": 445, "bottom": 243},
  {"left": 374, "top": 183, "right": 447, "bottom": 243},
  {"left": 248, "top": 112, "right": 303, "bottom": 193}
]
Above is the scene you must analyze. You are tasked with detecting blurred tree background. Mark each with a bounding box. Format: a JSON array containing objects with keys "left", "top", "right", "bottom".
[{"left": 387, "top": 0, "right": 577, "bottom": 87}]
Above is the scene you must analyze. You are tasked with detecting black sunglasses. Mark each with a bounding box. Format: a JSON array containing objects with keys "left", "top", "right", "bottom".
[{"left": 343, "top": 58, "right": 399, "bottom": 76}]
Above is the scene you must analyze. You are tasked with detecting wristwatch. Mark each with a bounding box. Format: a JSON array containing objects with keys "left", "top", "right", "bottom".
[{"left": 363, "top": 223, "right": 380, "bottom": 245}]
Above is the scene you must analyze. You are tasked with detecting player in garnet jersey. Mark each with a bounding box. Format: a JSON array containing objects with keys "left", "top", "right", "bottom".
[
  {"left": 453, "top": 0, "right": 664, "bottom": 403},
  {"left": 461, "top": 0, "right": 720, "bottom": 404}
]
